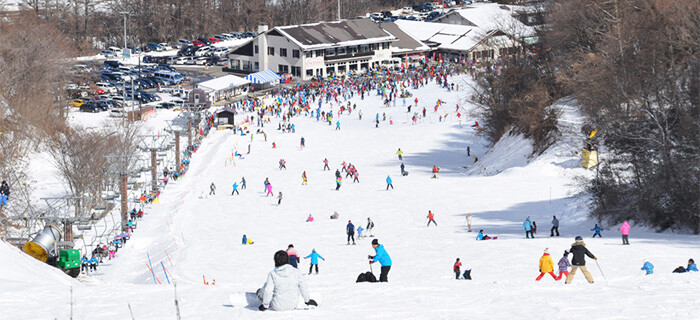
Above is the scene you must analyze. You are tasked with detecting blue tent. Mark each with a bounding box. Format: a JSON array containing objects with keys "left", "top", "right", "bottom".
[{"left": 245, "top": 69, "right": 282, "bottom": 85}]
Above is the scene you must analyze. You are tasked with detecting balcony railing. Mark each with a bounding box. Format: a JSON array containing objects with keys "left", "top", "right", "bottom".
[{"left": 324, "top": 50, "right": 374, "bottom": 61}]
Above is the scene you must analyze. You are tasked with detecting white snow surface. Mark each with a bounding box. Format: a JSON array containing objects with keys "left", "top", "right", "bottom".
[{"left": 2, "top": 76, "right": 699, "bottom": 320}]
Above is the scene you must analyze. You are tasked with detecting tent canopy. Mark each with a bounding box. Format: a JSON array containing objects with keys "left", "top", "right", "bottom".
[
  {"left": 198, "top": 75, "right": 250, "bottom": 92},
  {"left": 245, "top": 69, "right": 282, "bottom": 84}
]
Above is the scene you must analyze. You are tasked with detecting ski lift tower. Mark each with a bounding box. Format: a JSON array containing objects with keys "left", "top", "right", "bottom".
[
  {"left": 136, "top": 134, "right": 171, "bottom": 192},
  {"left": 105, "top": 153, "right": 142, "bottom": 232},
  {"left": 164, "top": 117, "right": 191, "bottom": 173}
]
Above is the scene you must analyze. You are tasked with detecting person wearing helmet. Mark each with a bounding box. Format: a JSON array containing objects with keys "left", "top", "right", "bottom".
[{"left": 565, "top": 236, "right": 597, "bottom": 284}]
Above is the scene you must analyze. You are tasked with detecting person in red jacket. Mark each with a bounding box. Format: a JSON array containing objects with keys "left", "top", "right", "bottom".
[
  {"left": 427, "top": 210, "right": 437, "bottom": 226},
  {"left": 432, "top": 166, "right": 440, "bottom": 179},
  {"left": 454, "top": 258, "right": 462, "bottom": 279}
]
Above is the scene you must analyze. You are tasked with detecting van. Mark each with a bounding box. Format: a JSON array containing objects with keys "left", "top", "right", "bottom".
[
  {"left": 154, "top": 70, "right": 184, "bottom": 85},
  {"left": 104, "top": 60, "right": 123, "bottom": 69}
]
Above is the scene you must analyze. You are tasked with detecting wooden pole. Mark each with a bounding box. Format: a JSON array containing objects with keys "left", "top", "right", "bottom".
[
  {"left": 120, "top": 173, "right": 128, "bottom": 232},
  {"left": 151, "top": 150, "right": 157, "bottom": 191},
  {"left": 175, "top": 132, "right": 181, "bottom": 171}
]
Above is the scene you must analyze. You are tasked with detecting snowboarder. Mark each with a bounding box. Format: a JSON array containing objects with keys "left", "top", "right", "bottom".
[
  {"left": 304, "top": 249, "right": 325, "bottom": 274},
  {"left": 209, "top": 182, "right": 216, "bottom": 195},
  {"left": 641, "top": 260, "right": 654, "bottom": 275},
  {"left": 346, "top": 220, "right": 355, "bottom": 245},
  {"left": 286, "top": 245, "right": 300, "bottom": 268},
  {"left": 427, "top": 211, "right": 437, "bottom": 226},
  {"left": 556, "top": 251, "right": 571, "bottom": 280},
  {"left": 231, "top": 182, "right": 239, "bottom": 195},
  {"left": 386, "top": 175, "right": 393, "bottom": 190},
  {"left": 366, "top": 218, "right": 375, "bottom": 237},
  {"left": 257, "top": 250, "right": 317, "bottom": 311},
  {"left": 369, "top": 239, "right": 392, "bottom": 282},
  {"left": 565, "top": 236, "right": 597, "bottom": 284},
  {"left": 523, "top": 217, "right": 534, "bottom": 239},
  {"left": 591, "top": 224, "right": 602, "bottom": 238},
  {"left": 466, "top": 213, "right": 473, "bottom": 232},
  {"left": 277, "top": 192, "right": 283, "bottom": 205},
  {"left": 241, "top": 177, "right": 247, "bottom": 189},
  {"left": 323, "top": 158, "right": 330, "bottom": 171},
  {"left": 454, "top": 258, "right": 462, "bottom": 279},
  {"left": 396, "top": 148, "right": 403, "bottom": 160},
  {"left": 302, "top": 171, "right": 308, "bottom": 185},
  {"left": 551, "top": 215, "right": 560, "bottom": 237},
  {"left": 431, "top": 166, "right": 439, "bottom": 179},
  {"left": 400, "top": 163, "right": 406, "bottom": 176},
  {"left": 336, "top": 176, "right": 342, "bottom": 190},
  {"left": 619, "top": 220, "right": 631, "bottom": 245},
  {"left": 536, "top": 248, "right": 557, "bottom": 281}
]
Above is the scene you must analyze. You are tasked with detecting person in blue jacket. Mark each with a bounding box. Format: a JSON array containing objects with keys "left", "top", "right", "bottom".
[
  {"left": 242, "top": 234, "right": 247, "bottom": 245},
  {"left": 687, "top": 259, "right": 698, "bottom": 272},
  {"left": 81, "top": 254, "right": 90, "bottom": 273},
  {"left": 232, "top": 182, "right": 239, "bottom": 195},
  {"left": 89, "top": 254, "right": 99, "bottom": 272},
  {"left": 591, "top": 224, "right": 603, "bottom": 238},
  {"left": 386, "top": 175, "right": 393, "bottom": 190},
  {"left": 304, "top": 249, "right": 325, "bottom": 274},
  {"left": 523, "top": 217, "right": 534, "bottom": 238},
  {"left": 476, "top": 229, "right": 485, "bottom": 240},
  {"left": 369, "top": 239, "right": 392, "bottom": 282},
  {"left": 641, "top": 260, "right": 654, "bottom": 275}
]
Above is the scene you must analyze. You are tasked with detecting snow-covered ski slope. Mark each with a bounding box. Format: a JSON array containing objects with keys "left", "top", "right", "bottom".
[{"left": 2, "top": 76, "right": 699, "bottom": 320}]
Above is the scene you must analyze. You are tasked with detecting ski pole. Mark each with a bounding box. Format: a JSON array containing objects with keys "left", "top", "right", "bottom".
[{"left": 595, "top": 260, "right": 608, "bottom": 284}]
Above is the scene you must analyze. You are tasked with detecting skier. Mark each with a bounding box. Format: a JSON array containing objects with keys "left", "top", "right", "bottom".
[
  {"left": 523, "top": 217, "right": 534, "bottom": 239},
  {"left": 431, "top": 166, "right": 439, "bottom": 179},
  {"left": 346, "top": 220, "right": 356, "bottom": 245},
  {"left": 241, "top": 177, "right": 247, "bottom": 189},
  {"left": 369, "top": 239, "right": 392, "bottom": 282},
  {"left": 357, "top": 225, "right": 364, "bottom": 238},
  {"left": 323, "top": 158, "right": 330, "bottom": 171},
  {"left": 89, "top": 254, "right": 99, "bottom": 272},
  {"left": 466, "top": 213, "right": 473, "bottom": 232},
  {"left": 551, "top": 215, "right": 560, "bottom": 237},
  {"left": 336, "top": 121, "right": 340, "bottom": 130},
  {"left": 286, "top": 244, "right": 300, "bottom": 268},
  {"left": 591, "top": 224, "right": 602, "bottom": 238},
  {"left": 300, "top": 137, "right": 305, "bottom": 148},
  {"left": 277, "top": 192, "right": 283, "bottom": 205},
  {"left": 81, "top": 254, "right": 90, "bottom": 274},
  {"left": 386, "top": 175, "right": 393, "bottom": 190},
  {"left": 396, "top": 148, "right": 403, "bottom": 160},
  {"left": 231, "top": 182, "right": 239, "bottom": 195},
  {"left": 427, "top": 211, "right": 437, "bottom": 226},
  {"left": 565, "top": 236, "right": 597, "bottom": 284},
  {"left": 209, "top": 182, "right": 216, "bottom": 195},
  {"left": 242, "top": 234, "right": 247, "bottom": 245},
  {"left": 304, "top": 249, "right": 325, "bottom": 274},
  {"left": 641, "top": 260, "right": 654, "bottom": 275},
  {"left": 536, "top": 248, "right": 557, "bottom": 281},
  {"left": 279, "top": 159, "right": 287, "bottom": 170},
  {"left": 126, "top": 220, "right": 134, "bottom": 233},
  {"left": 366, "top": 217, "right": 375, "bottom": 237},
  {"left": 257, "top": 250, "right": 317, "bottom": 311},
  {"left": 556, "top": 251, "right": 571, "bottom": 280},
  {"left": 353, "top": 171, "right": 359, "bottom": 183},
  {"left": 619, "top": 220, "right": 631, "bottom": 245},
  {"left": 336, "top": 176, "right": 342, "bottom": 190},
  {"left": 454, "top": 258, "right": 462, "bottom": 279},
  {"left": 302, "top": 171, "right": 308, "bottom": 185},
  {"left": 266, "top": 183, "right": 274, "bottom": 197}
]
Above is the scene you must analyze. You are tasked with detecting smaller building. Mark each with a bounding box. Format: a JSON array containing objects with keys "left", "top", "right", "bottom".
[
  {"left": 186, "top": 88, "right": 211, "bottom": 111},
  {"left": 244, "top": 69, "right": 283, "bottom": 91},
  {"left": 197, "top": 75, "right": 251, "bottom": 103}
]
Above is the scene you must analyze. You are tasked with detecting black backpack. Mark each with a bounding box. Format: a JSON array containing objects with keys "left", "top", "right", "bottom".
[
  {"left": 356, "top": 272, "right": 377, "bottom": 283},
  {"left": 673, "top": 266, "right": 686, "bottom": 273}
]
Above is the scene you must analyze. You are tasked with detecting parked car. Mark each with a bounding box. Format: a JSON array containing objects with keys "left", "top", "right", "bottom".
[
  {"left": 95, "top": 100, "right": 113, "bottom": 111},
  {"left": 145, "top": 42, "right": 163, "bottom": 52},
  {"left": 109, "top": 108, "right": 127, "bottom": 117},
  {"left": 100, "top": 50, "right": 116, "bottom": 58},
  {"left": 195, "top": 46, "right": 214, "bottom": 57},
  {"left": 213, "top": 47, "right": 229, "bottom": 57},
  {"left": 157, "top": 102, "right": 176, "bottom": 109},
  {"left": 197, "top": 37, "right": 212, "bottom": 45},
  {"left": 208, "top": 37, "right": 221, "bottom": 44},
  {"left": 159, "top": 43, "right": 173, "bottom": 50},
  {"left": 108, "top": 46, "right": 123, "bottom": 55},
  {"left": 71, "top": 99, "right": 85, "bottom": 108},
  {"left": 104, "top": 60, "right": 123, "bottom": 69},
  {"left": 178, "top": 39, "right": 192, "bottom": 47},
  {"left": 79, "top": 102, "right": 101, "bottom": 113},
  {"left": 216, "top": 57, "right": 229, "bottom": 66},
  {"left": 72, "top": 64, "right": 92, "bottom": 73},
  {"left": 191, "top": 40, "right": 205, "bottom": 47},
  {"left": 214, "top": 35, "right": 229, "bottom": 41},
  {"left": 127, "top": 46, "right": 142, "bottom": 54}
]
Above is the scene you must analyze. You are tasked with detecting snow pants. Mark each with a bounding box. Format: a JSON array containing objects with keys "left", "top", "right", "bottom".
[
  {"left": 622, "top": 235, "right": 629, "bottom": 245},
  {"left": 379, "top": 266, "right": 391, "bottom": 282},
  {"left": 347, "top": 233, "right": 355, "bottom": 244},
  {"left": 455, "top": 268, "right": 460, "bottom": 279},
  {"left": 232, "top": 189, "right": 239, "bottom": 195},
  {"left": 556, "top": 271, "right": 569, "bottom": 280},
  {"left": 551, "top": 226, "right": 559, "bottom": 236},
  {"left": 386, "top": 183, "right": 393, "bottom": 190},
  {"left": 309, "top": 264, "right": 319, "bottom": 274},
  {"left": 526, "top": 231, "right": 534, "bottom": 238},
  {"left": 323, "top": 164, "right": 330, "bottom": 170},
  {"left": 427, "top": 219, "right": 437, "bottom": 226},
  {"left": 565, "top": 265, "right": 594, "bottom": 284},
  {"left": 592, "top": 232, "right": 601, "bottom": 238},
  {"left": 89, "top": 264, "right": 97, "bottom": 272},
  {"left": 536, "top": 272, "right": 557, "bottom": 281},
  {"left": 0, "top": 195, "right": 7, "bottom": 206},
  {"left": 109, "top": 251, "right": 115, "bottom": 259}
]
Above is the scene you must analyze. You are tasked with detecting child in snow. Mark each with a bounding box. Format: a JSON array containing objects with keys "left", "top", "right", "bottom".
[
  {"left": 304, "top": 249, "right": 325, "bottom": 274},
  {"left": 476, "top": 229, "right": 486, "bottom": 240},
  {"left": 108, "top": 243, "right": 116, "bottom": 259},
  {"left": 386, "top": 175, "right": 393, "bottom": 190},
  {"left": 556, "top": 251, "right": 571, "bottom": 280},
  {"left": 565, "top": 236, "right": 597, "bottom": 284},
  {"left": 89, "top": 254, "right": 99, "bottom": 272},
  {"left": 641, "top": 260, "right": 654, "bottom": 275},
  {"left": 232, "top": 182, "right": 239, "bottom": 195},
  {"left": 431, "top": 166, "right": 439, "bottom": 178},
  {"left": 523, "top": 217, "right": 535, "bottom": 238},
  {"left": 277, "top": 192, "right": 283, "bottom": 205},
  {"left": 357, "top": 225, "right": 364, "bottom": 238},
  {"left": 687, "top": 259, "right": 698, "bottom": 272},
  {"left": 346, "top": 220, "right": 356, "bottom": 245},
  {"left": 242, "top": 234, "right": 247, "bottom": 245},
  {"left": 336, "top": 176, "right": 342, "bottom": 190},
  {"left": 591, "top": 224, "right": 603, "bottom": 237},
  {"left": 454, "top": 258, "right": 462, "bottom": 279},
  {"left": 302, "top": 172, "right": 308, "bottom": 185},
  {"left": 81, "top": 254, "right": 89, "bottom": 273},
  {"left": 306, "top": 215, "right": 314, "bottom": 222},
  {"left": 619, "top": 220, "right": 631, "bottom": 245},
  {"left": 536, "top": 248, "right": 557, "bottom": 281},
  {"left": 257, "top": 251, "right": 317, "bottom": 311}
]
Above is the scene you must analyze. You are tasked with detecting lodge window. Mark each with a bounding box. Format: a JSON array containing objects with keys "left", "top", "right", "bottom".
[
  {"left": 280, "top": 48, "right": 287, "bottom": 57},
  {"left": 293, "top": 50, "right": 300, "bottom": 58},
  {"left": 268, "top": 47, "right": 275, "bottom": 55}
]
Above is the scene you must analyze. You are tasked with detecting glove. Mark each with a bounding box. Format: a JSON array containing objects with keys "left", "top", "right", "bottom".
[
  {"left": 258, "top": 305, "right": 267, "bottom": 311},
  {"left": 594, "top": 257, "right": 598, "bottom": 260},
  {"left": 305, "top": 299, "right": 318, "bottom": 307}
]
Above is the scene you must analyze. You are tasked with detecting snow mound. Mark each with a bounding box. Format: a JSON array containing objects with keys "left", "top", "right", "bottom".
[
  {"left": 467, "top": 130, "right": 533, "bottom": 176},
  {"left": 0, "top": 240, "right": 75, "bottom": 288}
]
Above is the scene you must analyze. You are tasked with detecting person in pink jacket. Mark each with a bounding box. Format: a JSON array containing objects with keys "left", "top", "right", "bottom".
[{"left": 619, "top": 220, "right": 630, "bottom": 245}]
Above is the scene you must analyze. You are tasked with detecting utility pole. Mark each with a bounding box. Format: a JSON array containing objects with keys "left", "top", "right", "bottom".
[
  {"left": 337, "top": 0, "right": 341, "bottom": 20},
  {"left": 175, "top": 132, "right": 181, "bottom": 170},
  {"left": 120, "top": 173, "right": 128, "bottom": 231},
  {"left": 151, "top": 150, "right": 157, "bottom": 191},
  {"left": 120, "top": 11, "right": 128, "bottom": 51}
]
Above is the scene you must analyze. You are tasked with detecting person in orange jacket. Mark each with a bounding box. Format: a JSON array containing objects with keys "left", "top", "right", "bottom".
[
  {"left": 536, "top": 248, "right": 557, "bottom": 281},
  {"left": 427, "top": 210, "right": 437, "bottom": 226},
  {"left": 454, "top": 258, "right": 462, "bottom": 279},
  {"left": 432, "top": 166, "right": 439, "bottom": 179}
]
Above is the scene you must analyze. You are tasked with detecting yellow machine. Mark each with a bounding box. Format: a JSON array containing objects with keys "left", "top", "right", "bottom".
[{"left": 581, "top": 148, "right": 598, "bottom": 169}]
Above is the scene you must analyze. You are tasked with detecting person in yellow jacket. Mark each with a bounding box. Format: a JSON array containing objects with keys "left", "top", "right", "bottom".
[
  {"left": 302, "top": 171, "right": 308, "bottom": 185},
  {"left": 536, "top": 248, "right": 557, "bottom": 281}
]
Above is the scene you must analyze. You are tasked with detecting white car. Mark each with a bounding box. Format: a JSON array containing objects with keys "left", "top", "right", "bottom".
[
  {"left": 109, "top": 108, "right": 127, "bottom": 117},
  {"left": 100, "top": 50, "right": 116, "bottom": 58},
  {"left": 96, "top": 82, "right": 117, "bottom": 94},
  {"left": 194, "top": 56, "right": 209, "bottom": 65},
  {"left": 401, "top": 7, "right": 413, "bottom": 14},
  {"left": 108, "top": 46, "right": 123, "bottom": 55},
  {"left": 175, "top": 56, "right": 189, "bottom": 64},
  {"left": 195, "top": 46, "right": 214, "bottom": 57},
  {"left": 177, "top": 39, "right": 192, "bottom": 47},
  {"left": 159, "top": 43, "right": 173, "bottom": 51},
  {"left": 213, "top": 47, "right": 229, "bottom": 57}
]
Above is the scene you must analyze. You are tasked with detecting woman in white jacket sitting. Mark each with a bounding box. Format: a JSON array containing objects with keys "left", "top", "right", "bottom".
[{"left": 257, "top": 250, "right": 318, "bottom": 311}]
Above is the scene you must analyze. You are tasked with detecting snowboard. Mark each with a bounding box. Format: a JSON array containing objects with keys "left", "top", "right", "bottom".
[
  {"left": 482, "top": 237, "right": 498, "bottom": 240},
  {"left": 228, "top": 291, "right": 322, "bottom": 310}
]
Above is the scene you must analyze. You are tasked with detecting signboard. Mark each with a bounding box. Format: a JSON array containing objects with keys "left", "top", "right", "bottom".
[{"left": 123, "top": 48, "right": 131, "bottom": 58}]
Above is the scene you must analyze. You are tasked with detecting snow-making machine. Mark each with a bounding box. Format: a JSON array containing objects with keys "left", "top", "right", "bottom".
[{"left": 23, "top": 225, "right": 81, "bottom": 277}]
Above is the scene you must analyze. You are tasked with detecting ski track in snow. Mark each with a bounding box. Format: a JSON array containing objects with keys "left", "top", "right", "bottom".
[{"left": 1, "top": 76, "right": 699, "bottom": 320}]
